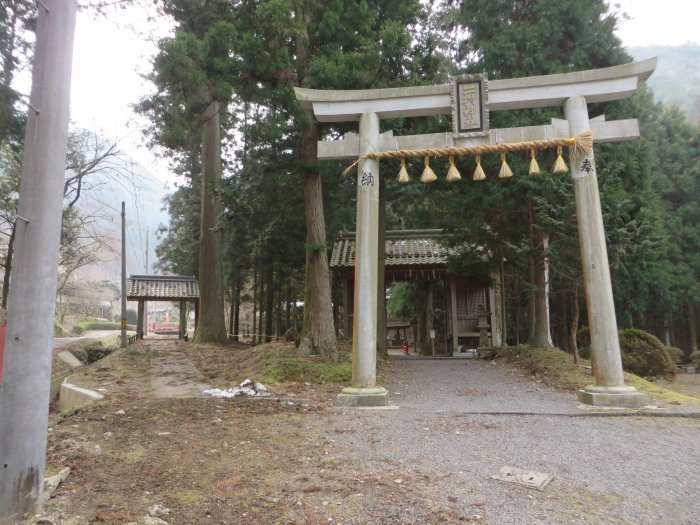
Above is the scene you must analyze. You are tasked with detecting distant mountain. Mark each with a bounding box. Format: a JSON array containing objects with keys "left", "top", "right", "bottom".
[
  {"left": 73, "top": 146, "right": 170, "bottom": 284},
  {"left": 628, "top": 43, "right": 700, "bottom": 123}
]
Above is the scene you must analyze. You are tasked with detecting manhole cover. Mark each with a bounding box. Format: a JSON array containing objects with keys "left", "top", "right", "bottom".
[{"left": 491, "top": 466, "right": 552, "bottom": 491}]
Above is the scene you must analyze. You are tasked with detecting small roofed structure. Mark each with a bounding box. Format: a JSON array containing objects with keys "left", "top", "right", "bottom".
[
  {"left": 331, "top": 230, "right": 502, "bottom": 354},
  {"left": 127, "top": 275, "right": 199, "bottom": 340},
  {"left": 332, "top": 229, "right": 450, "bottom": 281}
]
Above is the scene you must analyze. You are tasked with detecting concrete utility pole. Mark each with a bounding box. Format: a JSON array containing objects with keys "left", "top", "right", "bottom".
[
  {"left": 0, "top": 2, "right": 78, "bottom": 522},
  {"left": 121, "top": 201, "right": 127, "bottom": 348},
  {"left": 565, "top": 96, "right": 647, "bottom": 407}
]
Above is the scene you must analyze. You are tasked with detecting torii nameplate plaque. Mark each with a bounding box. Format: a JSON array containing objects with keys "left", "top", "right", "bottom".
[{"left": 452, "top": 74, "right": 489, "bottom": 138}]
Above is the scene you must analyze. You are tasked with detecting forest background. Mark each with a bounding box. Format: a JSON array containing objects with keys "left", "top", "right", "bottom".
[{"left": 1, "top": 0, "right": 699, "bottom": 361}]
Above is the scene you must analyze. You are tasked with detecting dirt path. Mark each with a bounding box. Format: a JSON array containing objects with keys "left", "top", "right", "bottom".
[
  {"left": 38, "top": 342, "right": 700, "bottom": 525},
  {"left": 148, "top": 342, "right": 211, "bottom": 398}
]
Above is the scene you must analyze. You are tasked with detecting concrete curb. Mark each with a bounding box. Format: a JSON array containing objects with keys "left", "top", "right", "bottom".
[
  {"left": 441, "top": 409, "right": 700, "bottom": 419},
  {"left": 58, "top": 382, "right": 104, "bottom": 411}
]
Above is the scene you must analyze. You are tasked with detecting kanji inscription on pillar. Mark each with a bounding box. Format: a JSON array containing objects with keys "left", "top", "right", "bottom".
[{"left": 452, "top": 74, "right": 489, "bottom": 138}]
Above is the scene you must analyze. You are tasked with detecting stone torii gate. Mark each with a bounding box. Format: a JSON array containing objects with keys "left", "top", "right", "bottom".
[{"left": 295, "top": 58, "right": 656, "bottom": 408}]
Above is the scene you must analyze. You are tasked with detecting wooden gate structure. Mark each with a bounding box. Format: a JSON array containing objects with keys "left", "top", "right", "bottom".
[
  {"left": 127, "top": 274, "right": 199, "bottom": 340},
  {"left": 295, "top": 58, "right": 657, "bottom": 407},
  {"left": 331, "top": 229, "right": 502, "bottom": 353}
]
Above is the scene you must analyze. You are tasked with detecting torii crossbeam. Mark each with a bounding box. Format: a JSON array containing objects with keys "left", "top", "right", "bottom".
[{"left": 295, "top": 58, "right": 657, "bottom": 408}]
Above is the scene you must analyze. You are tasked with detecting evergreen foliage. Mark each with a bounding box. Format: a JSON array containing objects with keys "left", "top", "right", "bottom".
[{"left": 143, "top": 0, "right": 700, "bottom": 359}]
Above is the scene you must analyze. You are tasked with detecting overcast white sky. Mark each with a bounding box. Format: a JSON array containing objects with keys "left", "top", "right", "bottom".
[{"left": 67, "top": 0, "right": 700, "bottom": 182}]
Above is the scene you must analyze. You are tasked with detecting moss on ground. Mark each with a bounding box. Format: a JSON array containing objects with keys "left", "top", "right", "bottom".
[
  {"left": 496, "top": 344, "right": 699, "bottom": 405},
  {"left": 624, "top": 374, "right": 698, "bottom": 404},
  {"left": 497, "top": 345, "right": 591, "bottom": 391},
  {"left": 257, "top": 346, "right": 352, "bottom": 384},
  {"left": 183, "top": 340, "right": 352, "bottom": 387}
]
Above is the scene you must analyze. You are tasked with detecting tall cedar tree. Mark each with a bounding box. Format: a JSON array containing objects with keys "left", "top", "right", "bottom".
[
  {"left": 224, "top": 0, "right": 427, "bottom": 358},
  {"left": 450, "top": 0, "right": 632, "bottom": 348},
  {"left": 137, "top": 1, "right": 237, "bottom": 342}
]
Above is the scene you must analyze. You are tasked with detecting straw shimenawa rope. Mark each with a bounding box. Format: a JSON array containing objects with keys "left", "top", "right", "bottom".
[{"left": 341, "top": 128, "right": 594, "bottom": 178}]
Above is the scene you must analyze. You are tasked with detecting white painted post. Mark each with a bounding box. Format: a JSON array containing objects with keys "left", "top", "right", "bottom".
[
  {"left": 337, "top": 112, "right": 388, "bottom": 406},
  {"left": 565, "top": 96, "right": 647, "bottom": 407},
  {"left": 0, "top": 2, "right": 78, "bottom": 521}
]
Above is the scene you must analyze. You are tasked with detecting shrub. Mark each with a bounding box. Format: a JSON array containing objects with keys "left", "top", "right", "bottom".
[
  {"left": 54, "top": 319, "right": 67, "bottom": 337},
  {"left": 73, "top": 321, "right": 120, "bottom": 332},
  {"left": 618, "top": 328, "right": 675, "bottom": 379},
  {"left": 71, "top": 324, "right": 85, "bottom": 335},
  {"left": 71, "top": 339, "right": 118, "bottom": 364},
  {"left": 83, "top": 341, "right": 114, "bottom": 363},
  {"left": 576, "top": 327, "right": 590, "bottom": 348},
  {"left": 577, "top": 326, "right": 676, "bottom": 378},
  {"left": 690, "top": 352, "right": 700, "bottom": 367},
  {"left": 666, "top": 346, "right": 685, "bottom": 365}
]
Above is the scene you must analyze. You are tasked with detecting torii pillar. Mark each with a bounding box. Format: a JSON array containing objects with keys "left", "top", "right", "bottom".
[
  {"left": 336, "top": 112, "right": 389, "bottom": 406},
  {"left": 566, "top": 96, "right": 646, "bottom": 406}
]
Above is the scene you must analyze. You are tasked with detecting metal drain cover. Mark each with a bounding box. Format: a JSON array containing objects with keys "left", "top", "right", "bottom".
[{"left": 491, "top": 466, "right": 552, "bottom": 491}]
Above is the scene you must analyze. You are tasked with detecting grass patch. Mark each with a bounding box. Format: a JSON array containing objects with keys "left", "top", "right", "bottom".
[
  {"left": 183, "top": 340, "right": 353, "bottom": 387},
  {"left": 72, "top": 321, "right": 120, "bottom": 334},
  {"left": 496, "top": 345, "right": 700, "bottom": 405},
  {"left": 172, "top": 489, "right": 206, "bottom": 504},
  {"left": 496, "top": 345, "right": 591, "bottom": 391},
  {"left": 257, "top": 346, "right": 352, "bottom": 384},
  {"left": 57, "top": 406, "right": 81, "bottom": 424},
  {"left": 624, "top": 374, "right": 699, "bottom": 404}
]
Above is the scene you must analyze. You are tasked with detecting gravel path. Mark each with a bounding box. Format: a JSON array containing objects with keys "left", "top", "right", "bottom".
[{"left": 331, "top": 359, "right": 700, "bottom": 524}]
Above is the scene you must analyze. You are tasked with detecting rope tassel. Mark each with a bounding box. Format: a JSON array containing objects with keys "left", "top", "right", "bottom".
[
  {"left": 397, "top": 158, "right": 410, "bottom": 183},
  {"left": 473, "top": 155, "right": 486, "bottom": 181},
  {"left": 498, "top": 153, "right": 513, "bottom": 179},
  {"left": 529, "top": 149, "right": 540, "bottom": 176},
  {"left": 446, "top": 156, "right": 461, "bottom": 182},
  {"left": 552, "top": 146, "right": 568, "bottom": 174},
  {"left": 420, "top": 157, "right": 437, "bottom": 184}
]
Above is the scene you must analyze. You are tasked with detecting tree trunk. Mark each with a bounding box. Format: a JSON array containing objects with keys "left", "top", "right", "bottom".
[
  {"left": 556, "top": 290, "right": 568, "bottom": 352},
  {"left": 570, "top": 279, "right": 580, "bottom": 364},
  {"left": 228, "top": 287, "right": 234, "bottom": 339},
  {"left": 252, "top": 269, "right": 257, "bottom": 345},
  {"left": 1, "top": 222, "right": 16, "bottom": 309},
  {"left": 276, "top": 280, "right": 282, "bottom": 340},
  {"left": 529, "top": 205, "right": 552, "bottom": 348},
  {"left": 499, "top": 246, "right": 507, "bottom": 349},
  {"left": 286, "top": 280, "right": 291, "bottom": 331},
  {"left": 527, "top": 255, "right": 536, "bottom": 342},
  {"left": 264, "top": 266, "right": 274, "bottom": 343},
  {"left": 526, "top": 202, "right": 536, "bottom": 342},
  {"left": 193, "top": 95, "right": 227, "bottom": 344},
  {"left": 514, "top": 269, "right": 521, "bottom": 346},
  {"left": 298, "top": 119, "right": 337, "bottom": 359},
  {"left": 689, "top": 301, "right": 698, "bottom": 355},
  {"left": 233, "top": 281, "right": 240, "bottom": 342},
  {"left": 258, "top": 269, "right": 264, "bottom": 342}
]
